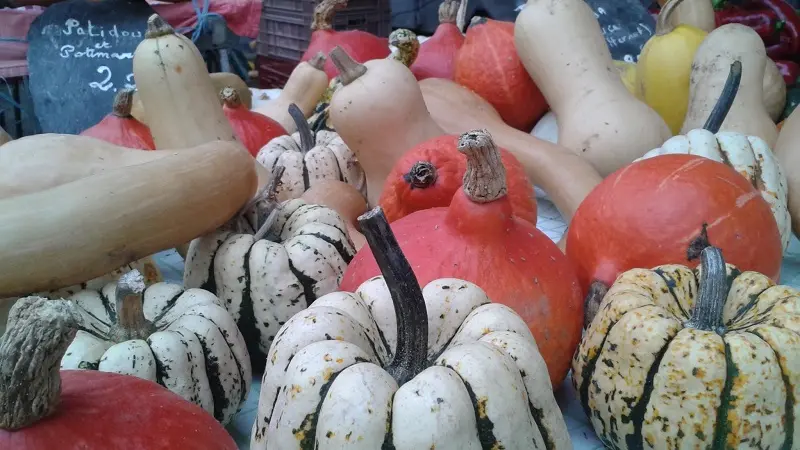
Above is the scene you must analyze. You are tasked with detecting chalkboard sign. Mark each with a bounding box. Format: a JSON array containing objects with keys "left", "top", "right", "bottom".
[
  {"left": 584, "top": 0, "right": 655, "bottom": 63},
  {"left": 26, "top": 0, "right": 156, "bottom": 134}
]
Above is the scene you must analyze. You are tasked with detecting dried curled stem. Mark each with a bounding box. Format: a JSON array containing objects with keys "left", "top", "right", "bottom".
[
  {"left": 404, "top": 161, "right": 437, "bottom": 189},
  {"left": 0, "top": 297, "right": 82, "bottom": 430},
  {"left": 457, "top": 129, "right": 508, "bottom": 203},
  {"left": 311, "top": 0, "right": 348, "bottom": 31},
  {"left": 110, "top": 270, "right": 154, "bottom": 342},
  {"left": 112, "top": 88, "right": 135, "bottom": 118},
  {"left": 438, "top": 0, "right": 460, "bottom": 24},
  {"left": 329, "top": 46, "right": 368, "bottom": 86},
  {"left": 145, "top": 14, "right": 174, "bottom": 39},
  {"left": 220, "top": 86, "right": 242, "bottom": 108}
]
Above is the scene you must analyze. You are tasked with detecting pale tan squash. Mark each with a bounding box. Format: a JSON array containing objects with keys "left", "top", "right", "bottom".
[
  {"left": 0, "top": 125, "right": 11, "bottom": 147},
  {"left": 774, "top": 106, "right": 800, "bottom": 239},
  {"left": 328, "top": 46, "right": 444, "bottom": 206},
  {"left": 680, "top": 24, "right": 778, "bottom": 146},
  {"left": 764, "top": 59, "right": 787, "bottom": 122},
  {"left": 667, "top": 0, "right": 715, "bottom": 32},
  {"left": 0, "top": 140, "right": 256, "bottom": 297},
  {"left": 254, "top": 53, "right": 329, "bottom": 133},
  {"left": 130, "top": 72, "right": 253, "bottom": 125},
  {"left": 514, "top": 0, "right": 672, "bottom": 177}
]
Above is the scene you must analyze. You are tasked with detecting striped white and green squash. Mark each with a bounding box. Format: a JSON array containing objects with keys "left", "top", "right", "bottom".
[
  {"left": 250, "top": 207, "right": 571, "bottom": 450},
  {"left": 60, "top": 270, "right": 252, "bottom": 425},
  {"left": 572, "top": 246, "right": 800, "bottom": 449},
  {"left": 255, "top": 104, "right": 365, "bottom": 202},
  {"left": 183, "top": 197, "right": 356, "bottom": 368}
]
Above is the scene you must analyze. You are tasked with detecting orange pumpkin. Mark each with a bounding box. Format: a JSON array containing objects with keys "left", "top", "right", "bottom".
[
  {"left": 378, "top": 134, "right": 536, "bottom": 224},
  {"left": 80, "top": 88, "right": 155, "bottom": 150},
  {"left": 342, "top": 129, "right": 583, "bottom": 385}
]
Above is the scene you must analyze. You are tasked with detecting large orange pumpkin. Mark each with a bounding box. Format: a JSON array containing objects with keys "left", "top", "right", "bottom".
[
  {"left": 567, "top": 154, "right": 783, "bottom": 297},
  {"left": 341, "top": 130, "right": 583, "bottom": 385},
  {"left": 378, "top": 134, "right": 536, "bottom": 224}
]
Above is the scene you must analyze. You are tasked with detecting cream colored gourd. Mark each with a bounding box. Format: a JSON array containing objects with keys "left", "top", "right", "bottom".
[
  {"left": 774, "top": 104, "right": 800, "bottom": 239},
  {"left": 328, "top": 46, "right": 444, "bottom": 206},
  {"left": 666, "top": 0, "right": 715, "bottom": 32},
  {"left": 514, "top": 0, "right": 671, "bottom": 177},
  {"left": 764, "top": 59, "right": 787, "bottom": 122},
  {"left": 254, "top": 53, "right": 329, "bottom": 133},
  {"left": 0, "top": 140, "right": 256, "bottom": 297},
  {"left": 680, "top": 24, "right": 778, "bottom": 146}
]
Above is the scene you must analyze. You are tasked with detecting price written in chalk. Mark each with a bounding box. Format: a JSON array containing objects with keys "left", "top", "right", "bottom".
[
  {"left": 591, "top": 5, "right": 653, "bottom": 62},
  {"left": 88, "top": 66, "right": 135, "bottom": 92}
]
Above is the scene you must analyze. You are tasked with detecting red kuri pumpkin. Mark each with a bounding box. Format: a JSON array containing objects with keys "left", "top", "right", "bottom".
[
  {"left": 410, "top": 0, "right": 465, "bottom": 80},
  {"left": 378, "top": 134, "right": 536, "bottom": 224},
  {"left": 341, "top": 129, "right": 583, "bottom": 385},
  {"left": 567, "top": 154, "right": 783, "bottom": 298},
  {"left": 79, "top": 88, "right": 155, "bottom": 150},
  {"left": 221, "top": 87, "right": 287, "bottom": 157},
  {"left": 300, "top": 0, "right": 390, "bottom": 80},
  {"left": 453, "top": 17, "right": 547, "bottom": 131},
  {"left": 0, "top": 297, "right": 237, "bottom": 450}
]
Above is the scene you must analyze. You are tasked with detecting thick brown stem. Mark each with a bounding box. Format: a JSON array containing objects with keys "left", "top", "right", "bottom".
[
  {"left": 329, "top": 46, "right": 368, "bottom": 86},
  {"left": 253, "top": 165, "right": 286, "bottom": 240},
  {"left": 404, "top": 161, "right": 438, "bottom": 189},
  {"left": 145, "top": 14, "right": 174, "bottom": 39},
  {"left": 220, "top": 86, "right": 242, "bottom": 108},
  {"left": 389, "top": 29, "right": 420, "bottom": 67},
  {"left": 686, "top": 223, "right": 711, "bottom": 261},
  {"left": 656, "top": 0, "right": 687, "bottom": 35},
  {"left": 309, "top": 52, "right": 327, "bottom": 71},
  {"left": 112, "top": 88, "right": 135, "bottom": 118},
  {"left": 110, "top": 270, "right": 153, "bottom": 342},
  {"left": 288, "top": 103, "right": 315, "bottom": 153},
  {"left": 311, "top": 0, "right": 347, "bottom": 31},
  {"left": 0, "top": 296, "right": 82, "bottom": 430},
  {"left": 686, "top": 247, "right": 727, "bottom": 333},
  {"left": 438, "top": 0, "right": 460, "bottom": 24},
  {"left": 457, "top": 129, "right": 508, "bottom": 203}
]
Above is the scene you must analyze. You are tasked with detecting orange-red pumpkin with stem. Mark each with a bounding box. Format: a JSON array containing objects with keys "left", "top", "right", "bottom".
[
  {"left": 454, "top": 17, "right": 547, "bottom": 131},
  {"left": 567, "top": 154, "right": 783, "bottom": 301},
  {"left": 80, "top": 88, "right": 155, "bottom": 150},
  {"left": 221, "top": 87, "right": 287, "bottom": 157},
  {"left": 378, "top": 134, "right": 536, "bottom": 224},
  {"left": 411, "top": 0, "right": 465, "bottom": 80},
  {"left": 341, "top": 129, "right": 583, "bottom": 385}
]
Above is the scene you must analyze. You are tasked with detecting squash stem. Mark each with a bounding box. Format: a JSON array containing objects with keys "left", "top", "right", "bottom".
[
  {"left": 685, "top": 247, "right": 727, "bottom": 334},
  {"left": 288, "top": 103, "right": 316, "bottom": 153},
  {"left": 702, "top": 61, "right": 743, "bottom": 133},
  {"left": 389, "top": 29, "right": 420, "bottom": 67},
  {"left": 220, "top": 87, "right": 243, "bottom": 109},
  {"left": 112, "top": 88, "right": 135, "bottom": 118},
  {"left": 439, "top": 0, "right": 460, "bottom": 24},
  {"left": 655, "top": 0, "right": 688, "bottom": 35},
  {"left": 309, "top": 52, "right": 327, "bottom": 71},
  {"left": 311, "top": 0, "right": 347, "bottom": 31},
  {"left": 329, "top": 46, "right": 368, "bottom": 86},
  {"left": 456, "top": 0, "right": 468, "bottom": 32},
  {"left": 111, "top": 270, "right": 154, "bottom": 341},
  {"left": 358, "top": 207, "right": 428, "bottom": 385},
  {"left": 145, "top": 14, "right": 174, "bottom": 39},
  {"left": 458, "top": 129, "right": 508, "bottom": 203},
  {"left": 404, "top": 161, "right": 438, "bottom": 189},
  {"left": 0, "top": 297, "right": 82, "bottom": 430},
  {"left": 252, "top": 165, "right": 286, "bottom": 241}
]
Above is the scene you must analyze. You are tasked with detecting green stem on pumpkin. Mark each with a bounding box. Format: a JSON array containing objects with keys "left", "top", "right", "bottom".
[
  {"left": 685, "top": 246, "right": 728, "bottom": 334},
  {"left": 358, "top": 206, "right": 428, "bottom": 385},
  {"left": 288, "top": 103, "right": 316, "bottom": 153},
  {"left": 703, "top": 61, "right": 743, "bottom": 133}
]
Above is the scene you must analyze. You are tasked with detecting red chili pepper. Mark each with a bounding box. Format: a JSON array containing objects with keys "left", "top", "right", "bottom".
[
  {"left": 775, "top": 59, "right": 800, "bottom": 85},
  {"left": 749, "top": 0, "right": 800, "bottom": 58},
  {"left": 715, "top": 8, "right": 782, "bottom": 45}
]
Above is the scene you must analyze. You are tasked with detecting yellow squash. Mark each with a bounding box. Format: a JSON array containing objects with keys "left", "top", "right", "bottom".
[
  {"left": 637, "top": 0, "right": 707, "bottom": 134},
  {"left": 613, "top": 60, "right": 641, "bottom": 99}
]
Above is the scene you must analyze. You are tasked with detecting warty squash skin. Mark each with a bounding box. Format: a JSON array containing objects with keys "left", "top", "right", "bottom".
[
  {"left": 680, "top": 24, "right": 779, "bottom": 146},
  {"left": 328, "top": 46, "right": 444, "bottom": 206},
  {"left": 251, "top": 206, "right": 571, "bottom": 450},
  {"left": 59, "top": 270, "right": 252, "bottom": 425},
  {"left": 341, "top": 130, "right": 583, "bottom": 385},
  {"left": 0, "top": 297, "right": 237, "bottom": 450},
  {"left": 573, "top": 247, "right": 800, "bottom": 450},
  {"left": 774, "top": 102, "right": 800, "bottom": 239},
  {"left": 514, "top": 0, "right": 671, "bottom": 177},
  {"left": 0, "top": 140, "right": 257, "bottom": 297}
]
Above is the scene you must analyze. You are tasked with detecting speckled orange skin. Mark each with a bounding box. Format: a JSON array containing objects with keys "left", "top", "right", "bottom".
[
  {"left": 343, "top": 186, "right": 582, "bottom": 385},
  {"left": 566, "top": 154, "right": 783, "bottom": 295},
  {"left": 454, "top": 19, "right": 548, "bottom": 131},
  {"left": 379, "top": 135, "right": 536, "bottom": 224}
]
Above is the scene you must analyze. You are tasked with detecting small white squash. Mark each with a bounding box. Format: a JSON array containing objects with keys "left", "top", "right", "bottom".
[
  {"left": 256, "top": 104, "right": 365, "bottom": 201},
  {"left": 184, "top": 166, "right": 356, "bottom": 366},
  {"left": 250, "top": 206, "right": 571, "bottom": 450},
  {"left": 59, "top": 270, "right": 252, "bottom": 425}
]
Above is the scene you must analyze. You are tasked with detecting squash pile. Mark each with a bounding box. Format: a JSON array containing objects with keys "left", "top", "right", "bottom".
[{"left": 2, "top": 0, "right": 800, "bottom": 448}]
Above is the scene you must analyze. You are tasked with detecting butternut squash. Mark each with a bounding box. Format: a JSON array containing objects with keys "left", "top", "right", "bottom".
[
  {"left": 254, "top": 53, "right": 329, "bottom": 133},
  {"left": 666, "top": 0, "right": 715, "bottom": 32},
  {"left": 0, "top": 140, "right": 256, "bottom": 297},
  {"left": 680, "top": 24, "right": 778, "bottom": 146},
  {"left": 764, "top": 58, "right": 787, "bottom": 122},
  {"left": 774, "top": 106, "right": 800, "bottom": 239},
  {"left": 514, "top": 0, "right": 671, "bottom": 177},
  {"left": 328, "top": 46, "right": 443, "bottom": 206}
]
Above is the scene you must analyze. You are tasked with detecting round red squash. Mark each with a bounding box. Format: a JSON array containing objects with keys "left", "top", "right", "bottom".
[
  {"left": 411, "top": 0, "right": 465, "bottom": 80},
  {"left": 341, "top": 129, "right": 583, "bottom": 385},
  {"left": 79, "top": 88, "right": 155, "bottom": 150},
  {"left": 453, "top": 17, "right": 547, "bottom": 131},
  {"left": 0, "top": 297, "right": 237, "bottom": 450},
  {"left": 566, "top": 154, "right": 783, "bottom": 298},
  {"left": 300, "top": 0, "right": 390, "bottom": 80},
  {"left": 378, "top": 133, "right": 536, "bottom": 224},
  {"left": 221, "top": 86, "right": 287, "bottom": 157}
]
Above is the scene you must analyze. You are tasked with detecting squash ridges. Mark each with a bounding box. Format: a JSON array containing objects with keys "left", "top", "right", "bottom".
[
  {"left": 653, "top": 269, "right": 691, "bottom": 319},
  {"left": 711, "top": 341, "right": 737, "bottom": 449},
  {"left": 748, "top": 329, "right": 795, "bottom": 450},
  {"left": 192, "top": 331, "right": 231, "bottom": 422},
  {"left": 238, "top": 246, "right": 266, "bottom": 368},
  {"left": 442, "top": 363, "right": 501, "bottom": 447},
  {"left": 287, "top": 259, "right": 318, "bottom": 308}
]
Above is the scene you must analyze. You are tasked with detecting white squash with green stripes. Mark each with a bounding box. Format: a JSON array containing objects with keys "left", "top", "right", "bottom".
[
  {"left": 60, "top": 270, "right": 251, "bottom": 425},
  {"left": 573, "top": 246, "right": 800, "bottom": 449},
  {"left": 183, "top": 196, "right": 356, "bottom": 368},
  {"left": 250, "top": 207, "right": 571, "bottom": 450}
]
